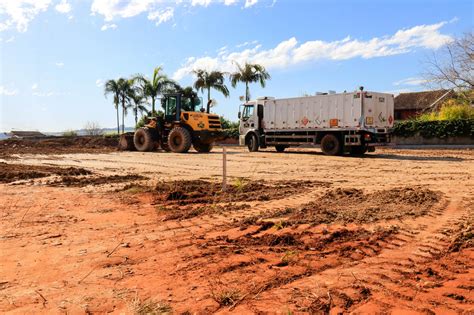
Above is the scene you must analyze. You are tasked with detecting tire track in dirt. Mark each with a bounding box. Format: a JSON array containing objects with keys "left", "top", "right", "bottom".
[{"left": 245, "top": 197, "right": 472, "bottom": 313}]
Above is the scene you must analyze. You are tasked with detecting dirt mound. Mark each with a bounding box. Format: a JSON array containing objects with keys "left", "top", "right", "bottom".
[
  {"left": 0, "top": 162, "right": 92, "bottom": 183},
  {"left": 48, "top": 174, "right": 146, "bottom": 187},
  {"left": 0, "top": 136, "right": 118, "bottom": 157},
  {"left": 287, "top": 186, "right": 442, "bottom": 225},
  {"left": 154, "top": 179, "right": 328, "bottom": 205}
]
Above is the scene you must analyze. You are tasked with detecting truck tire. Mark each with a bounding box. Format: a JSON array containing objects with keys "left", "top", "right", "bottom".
[
  {"left": 119, "top": 133, "right": 135, "bottom": 151},
  {"left": 247, "top": 134, "right": 259, "bottom": 152},
  {"left": 168, "top": 127, "right": 192, "bottom": 153},
  {"left": 193, "top": 142, "right": 213, "bottom": 153},
  {"left": 134, "top": 128, "right": 155, "bottom": 152},
  {"left": 275, "top": 145, "right": 287, "bottom": 153},
  {"left": 321, "top": 134, "right": 342, "bottom": 156},
  {"left": 349, "top": 146, "right": 368, "bottom": 156}
]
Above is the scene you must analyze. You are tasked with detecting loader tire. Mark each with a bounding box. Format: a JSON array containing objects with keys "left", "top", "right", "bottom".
[
  {"left": 168, "top": 127, "right": 192, "bottom": 153},
  {"left": 134, "top": 128, "right": 155, "bottom": 152},
  {"left": 321, "top": 134, "right": 342, "bottom": 156},
  {"left": 247, "top": 134, "right": 259, "bottom": 152},
  {"left": 193, "top": 142, "right": 213, "bottom": 153},
  {"left": 275, "top": 145, "right": 287, "bottom": 153}
]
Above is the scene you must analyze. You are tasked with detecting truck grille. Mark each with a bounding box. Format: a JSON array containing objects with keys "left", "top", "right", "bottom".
[{"left": 208, "top": 115, "right": 221, "bottom": 129}]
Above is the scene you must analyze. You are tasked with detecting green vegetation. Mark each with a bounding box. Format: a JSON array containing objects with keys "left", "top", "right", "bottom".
[
  {"left": 220, "top": 116, "right": 239, "bottom": 139},
  {"left": 62, "top": 130, "right": 77, "bottom": 137},
  {"left": 393, "top": 119, "right": 473, "bottom": 138}
]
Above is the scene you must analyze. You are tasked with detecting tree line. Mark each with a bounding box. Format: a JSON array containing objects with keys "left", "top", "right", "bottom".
[{"left": 104, "top": 62, "right": 270, "bottom": 134}]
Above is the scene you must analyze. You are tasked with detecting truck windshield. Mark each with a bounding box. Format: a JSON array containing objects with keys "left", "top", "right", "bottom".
[{"left": 242, "top": 105, "right": 254, "bottom": 121}]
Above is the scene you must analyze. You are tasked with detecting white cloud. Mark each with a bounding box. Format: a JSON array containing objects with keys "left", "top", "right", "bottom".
[
  {"left": 31, "top": 83, "right": 38, "bottom": 90},
  {"left": 101, "top": 23, "right": 117, "bottom": 31},
  {"left": 244, "top": 0, "right": 258, "bottom": 8},
  {"left": 393, "top": 77, "right": 426, "bottom": 86},
  {"left": 91, "top": 0, "right": 162, "bottom": 21},
  {"left": 0, "top": 0, "right": 51, "bottom": 32},
  {"left": 0, "top": 86, "right": 18, "bottom": 96},
  {"left": 173, "top": 21, "right": 453, "bottom": 80},
  {"left": 55, "top": 62, "right": 64, "bottom": 67},
  {"left": 191, "top": 0, "right": 212, "bottom": 6},
  {"left": 55, "top": 0, "right": 71, "bottom": 14},
  {"left": 90, "top": 0, "right": 262, "bottom": 29},
  {"left": 95, "top": 79, "right": 104, "bottom": 87},
  {"left": 33, "top": 91, "right": 54, "bottom": 97},
  {"left": 148, "top": 7, "right": 174, "bottom": 25},
  {"left": 5, "top": 35, "right": 14, "bottom": 43}
]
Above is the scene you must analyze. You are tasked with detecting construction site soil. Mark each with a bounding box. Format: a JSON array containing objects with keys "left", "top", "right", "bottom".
[{"left": 0, "top": 139, "right": 472, "bottom": 314}]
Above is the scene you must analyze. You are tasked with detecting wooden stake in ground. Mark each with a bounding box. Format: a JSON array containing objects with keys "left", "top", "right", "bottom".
[{"left": 222, "top": 147, "right": 227, "bottom": 191}]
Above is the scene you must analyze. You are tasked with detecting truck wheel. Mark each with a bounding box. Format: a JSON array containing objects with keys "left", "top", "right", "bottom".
[
  {"left": 247, "top": 134, "right": 259, "bottom": 152},
  {"left": 321, "top": 134, "right": 342, "bottom": 156},
  {"left": 168, "top": 127, "right": 192, "bottom": 153},
  {"left": 349, "top": 146, "right": 368, "bottom": 156},
  {"left": 134, "top": 128, "right": 155, "bottom": 152},
  {"left": 275, "top": 145, "right": 287, "bottom": 153},
  {"left": 193, "top": 142, "right": 213, "bottom": 153}
]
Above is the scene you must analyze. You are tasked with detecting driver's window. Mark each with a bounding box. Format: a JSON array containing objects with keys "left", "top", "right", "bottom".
[
  {"left": 242, "top": 105, "right": 254, "bottom": 121},
  {"left": 166, "top": 97, "right": 177, "bottom": 116}
]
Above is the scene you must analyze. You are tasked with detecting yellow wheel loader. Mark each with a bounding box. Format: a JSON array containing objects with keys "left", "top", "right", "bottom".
[{"left": 120, "top": 93, "right": 224, "bottom": 153}]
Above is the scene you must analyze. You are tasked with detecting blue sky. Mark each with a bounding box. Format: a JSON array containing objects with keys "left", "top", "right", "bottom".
[{"left": 0, "top": 0, "right": 472, "bottom": 132}]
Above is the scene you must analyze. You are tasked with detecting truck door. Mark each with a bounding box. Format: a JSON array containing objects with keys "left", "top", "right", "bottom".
[{"left": 239, "top": 103, "right": 256, "bottom": 135}]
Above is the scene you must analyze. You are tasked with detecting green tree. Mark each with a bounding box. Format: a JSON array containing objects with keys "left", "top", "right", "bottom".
[
  {"left": 230, "top": 62, "right": 271, "bottom": 102},
  {"left": 117, "top": 78, "right": 134, "bottom": 134},
  {"left": 192, "top": 70, "right": 229, "bottom": 113},
  {"left": 134, "top": 66, "right": 176, "bottom": 114},
  {"left": 129, "top": 90, "right": 148, "bottom": 127},
  {"left": 104, "top": 79, "right": 121, "bottom": 134}
]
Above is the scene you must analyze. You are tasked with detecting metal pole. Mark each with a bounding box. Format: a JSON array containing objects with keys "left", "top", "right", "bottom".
[{"left": 222, "top": 147, "right": 227, "bottom": 191}]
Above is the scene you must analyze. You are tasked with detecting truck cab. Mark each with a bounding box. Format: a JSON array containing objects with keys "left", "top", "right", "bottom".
[{"left": 238, "top": 97, "right": 272, "bottom": 151}]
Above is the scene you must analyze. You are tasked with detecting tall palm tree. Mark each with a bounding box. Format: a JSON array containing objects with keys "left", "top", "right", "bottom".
[
  {"left": 192, "top": 70, "right": 229, "bottom": 113},
  {"left": 129, "top": 90, "right": 148, "bottom": 127},
  {"left": 117, "top": 78, "right": 134, "bottom": 134},
  {"left": 230, "top": 62, "right": 271, "bottom": 102},
  {"left": 104, "top": 79, "right": 121, "bottom": 134},
  {"left": 134, "top": 67, "right": 175, "bottom": 115}
]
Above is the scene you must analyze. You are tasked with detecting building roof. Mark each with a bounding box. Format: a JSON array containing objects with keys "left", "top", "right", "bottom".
[
  {"left": 394, "top": 90, "right": 453, "bottom": 111},
  {"left": 9, "top": 131, "right": 46, "bottom": 138}
]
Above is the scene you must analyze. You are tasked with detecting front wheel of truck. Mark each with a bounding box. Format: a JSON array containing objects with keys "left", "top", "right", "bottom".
[{"left": 247, "top": 134, "right": 259, "bottom": 152}]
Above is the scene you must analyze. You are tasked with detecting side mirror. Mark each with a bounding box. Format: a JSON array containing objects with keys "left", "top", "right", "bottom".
[{"left": 238, "top": 112, "right": 241, "bottom": 119}]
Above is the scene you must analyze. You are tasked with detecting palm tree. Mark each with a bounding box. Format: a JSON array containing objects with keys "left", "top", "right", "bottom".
[
  {"left": 230, "top": 62, "right": 271, "bottom": 102},
  {"left": 117, "top": 78, "right": 134, "bottom": 134},
  {"left": 134, "top": 67, "right": 175, "bottom": 115},
  {"left": 104, "top": 79, "right": 121, "bottom": 134},
  {"left": 129, "top": 90, "right": 148, "bottom": 127},
  {"left": 192, "top": 70, "right": 229, "bottom": 113}
]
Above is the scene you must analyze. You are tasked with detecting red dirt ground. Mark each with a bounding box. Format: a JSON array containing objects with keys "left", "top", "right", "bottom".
[{"left": 0, "top": 146, "right": 473, "bottom": 314}]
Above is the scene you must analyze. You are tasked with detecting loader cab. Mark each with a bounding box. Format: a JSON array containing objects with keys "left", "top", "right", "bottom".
[{"left": 162, "top": 93, "right": 203, "bottom": 122}]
